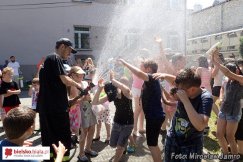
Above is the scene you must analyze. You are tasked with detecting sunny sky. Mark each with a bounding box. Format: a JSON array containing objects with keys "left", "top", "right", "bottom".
[{"left": 187, "top": 0, "right": 215, "bottom": 9}]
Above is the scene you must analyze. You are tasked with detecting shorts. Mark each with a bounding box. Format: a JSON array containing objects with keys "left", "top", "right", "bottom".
[
  {"left": 110, "top": 122, "right": 133, "bottom": 148},
  {"left": 3, "top": 105, "right": 19, "bottom": 113},
  {"left": 131, "top": 87, "right": 141, "bottom": 98},
  {"left": 218, "top": 111, "right": 242, "bottom": 122},
  {"left": 236, "top": 110, "right": 243, "bottom": 140},
  {"left": 164, "top": 137, "right": 203, "bottom": 162},
  {"left": 146, "top": 117, "right": 164, "bottom": 146},
  {"left": 212, "top": 86, "right": 221, "bottom": 97}
]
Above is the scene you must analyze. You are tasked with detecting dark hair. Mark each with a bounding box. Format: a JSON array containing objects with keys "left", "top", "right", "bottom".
[
  {"left": 3, "top": 107, "right": 36, "bottom": 139},
  {"left": 225, "top": 63, "right": 237, "bottom": 73},
  {"left": 143, "top": 60, "right": 158, "bottom": 73},
  {"left": 237, "top": 58, "right": 243, "bottom": 66},
  {"left": 104, "top": 82, "right": 117, "bottom": 102},
  {"left": 175, "top": 68, "right": 201, "bottom": 89},
  {"left": 10, "top": 56, "right": 15, "bottom": 59},
  {"left": 198, "top": 56, "right": 209, "bottom": 68},
  {"left": 171, "top": 53, "right": 185, "bottom": 65}
]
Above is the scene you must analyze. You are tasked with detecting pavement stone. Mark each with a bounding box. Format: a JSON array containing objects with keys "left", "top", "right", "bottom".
[{"left": 0, "top": 91, "right": 219, "bottom": 162}]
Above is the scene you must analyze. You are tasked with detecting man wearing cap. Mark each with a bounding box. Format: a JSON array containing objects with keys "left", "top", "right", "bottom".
[
  {"left": 37, "top": 38, "right": 81, "bottom": 162},
  {"left": 7, "top": 56, "right": 21, "bottom": 87}
]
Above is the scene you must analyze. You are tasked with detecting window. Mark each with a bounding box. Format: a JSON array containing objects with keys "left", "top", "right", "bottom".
[
  {"left": 170, "top": 0, "right": 182, "bottom": 10},
  {"left": 227, "top": 32, "right": 237, "bottom": 38},
  {"left": 124, "top": 31, "right": 139, "bottom": 49},
  {"left": 74, "top": 26, "right": 90, "bottom": 50},
  {"left": 215, "top": 35, "right": 222, "bottom": 40},
  {"left": 168, "top": 34, "right": 179, "bottom": 51},
  {"left": 201, "top": 38, "right": 208, "bottom": 43},
  {"left": 72, "top": 0, "right": 92, "bottom": 2},
  {"left": 227, "top": 46, "right": 236, "bottom": 50},
  {"left": 117, "top": 0, "right": 136, "bottom": 5},
  {"left": 192, "top": 40, "right": 197, "bottom": 44}
]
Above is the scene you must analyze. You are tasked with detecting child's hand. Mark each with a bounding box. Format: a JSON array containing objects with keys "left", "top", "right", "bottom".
[
  {"left": 52, "top": 141, "right": 67, "bottom": 158},
  {"left": 152, "top": 73, "right": 166, "bottom": 80},
  {"left": 23, "top": 140, "right": 33, "bottom": 147},
  {"left": 110, "top": 70, "right": 115, "bottom": 81},
  {"left": 117, "top": 58, "right": 125, "bottom": 65},
  {"left": 155, "top": 37, "right": 162, "bottom": 43},
  {"left": 98, "top": 78, "right": 104, "bottom": 88},
  {"left": 176, "top": 89, "right": 189, "bottom": 103}
]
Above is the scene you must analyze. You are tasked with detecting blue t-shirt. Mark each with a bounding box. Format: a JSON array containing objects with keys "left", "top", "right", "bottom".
[
  {"left": 0, "top": 139, "right": 39, "bottom": 162},
  {"left": 141, "top": 74, "right": 165, "bottom": 119},
  {"left": 167, "top": 89, "right": 213, "bottom": 146}
]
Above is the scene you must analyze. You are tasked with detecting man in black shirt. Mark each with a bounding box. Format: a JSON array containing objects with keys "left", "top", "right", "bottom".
[{"left": 37, "top": 38, "right": 82, "bottom": 162}]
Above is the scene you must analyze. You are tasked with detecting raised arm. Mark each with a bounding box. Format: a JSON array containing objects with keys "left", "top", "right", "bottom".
[
  {"left": 211, "top": 66, "right": 219, "bottom": 78},
  {"left": 212, "top": 50, "right": 243, "bottom": 84},
  {"left": 155, "top": 37, "right": 174, "bottom": 74},
  {"left": 118, "top": 59, "right": 149, "bottom": 81},
  {"left": 92, "top": 79, "right": 108, "bottom": 105},
  {"left": 110, "top": 71, "right": 132, "bottom": 99},
  {"left": 152, "top": 73, "right": 176, "bottom": 85},
  {"left": 161, "top": 88, "right": 177, "bottom": 106}
]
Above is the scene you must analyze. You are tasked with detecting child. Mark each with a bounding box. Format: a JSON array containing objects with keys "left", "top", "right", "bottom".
[
  {"left": 92, "top": 72, "right": 134, "bottom": 162},
  {"left": 196, "top": 56, "right": 212, "bottom": 93},
  {"left": 216, "top": 63, "right": 243, "bottom": 156},
  {"left": 0, "top": 67, "right": 21, "bottom": 115},
  {"left": 132, "top": 63, "right": 145, "bottom": 137},
  {"left": 119, "top": 59, "right": 165, "bottom": 162},
  {"left": 93, "top": 99, "right": 111, "bottom": 144},
  {"left": 28, "top": 78, "right": 40, "bottom": 111},
  {"left": 154, "top": 68, "right": 213, "bottom": 162},
  {"left": 0, "top": 107, "right": 37, "bottom": 162},
  {"left": 78, "top": 92, "right": 98, "bottom": 162},
  {"left": 0, "top": 107, "right": 66, "bottom": 162},
  {"left": 68, "top": 66, "right": 85, "bottom": 136}
]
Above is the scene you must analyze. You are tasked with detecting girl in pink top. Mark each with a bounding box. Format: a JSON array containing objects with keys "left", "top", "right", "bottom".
[
  {"left": 196, "top": 56, "right": 212, "bottom": 93},
  {"left": 132, "top": 63, "right": 145, "bottom": 136}
]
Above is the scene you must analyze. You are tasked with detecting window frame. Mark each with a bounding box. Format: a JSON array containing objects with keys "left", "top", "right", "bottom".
[{"left": 74, "top": 26, "right": 91, "bottom": 50}]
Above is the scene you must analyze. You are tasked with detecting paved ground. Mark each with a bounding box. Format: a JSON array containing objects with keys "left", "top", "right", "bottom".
[{"left": 0, "top": 91, "right": 218, "bottom": 162}]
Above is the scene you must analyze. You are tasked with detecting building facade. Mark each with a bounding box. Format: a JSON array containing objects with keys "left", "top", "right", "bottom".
[
  {"left": 0, "top": 0, "right": 186, "bottom": 81},
  {"left": 187, "top": 0, "right": 243, "bottom": 60}
]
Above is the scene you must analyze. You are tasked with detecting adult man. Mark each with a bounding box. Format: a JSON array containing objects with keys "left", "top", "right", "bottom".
[
  {"left": 7, "top": 56, "right": 20, "bottom": 86},
  {"left": 37, "top": 38, "right": 81, "bottom": 162}
]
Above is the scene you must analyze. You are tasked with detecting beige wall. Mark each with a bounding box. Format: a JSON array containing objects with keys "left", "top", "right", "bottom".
[{"left": 189, "top": 0, "right": 243, "bottom": 38}]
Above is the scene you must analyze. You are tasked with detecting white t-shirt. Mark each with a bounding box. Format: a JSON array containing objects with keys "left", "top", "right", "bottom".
[
  {"left": 213, "top": 70, "right": 224, "bottom": 87},
  {"left": 7, "top": 62, "right": 20, "bottom": 76}
]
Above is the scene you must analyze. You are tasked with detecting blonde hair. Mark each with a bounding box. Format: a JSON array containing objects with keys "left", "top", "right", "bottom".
[
  {"left": 85, "top": 57, "right": 94, "bottom": 65},
  {"left": 32, "top": 78, "right": 39, "bottom": 84},
  {"left": 2, "top": 67, "right": 14, "bottom": 75}
]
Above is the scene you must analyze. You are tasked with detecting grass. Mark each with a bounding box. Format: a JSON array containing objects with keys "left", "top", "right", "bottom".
[{"left": 203, "top": 102, "right": 221, "bottom": 154}]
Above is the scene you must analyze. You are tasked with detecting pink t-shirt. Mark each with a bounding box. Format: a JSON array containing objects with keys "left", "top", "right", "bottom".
[
  {"left": 132, "top": 74, "right": 144, "bottom": 89},
  {"left": 199, "top": 67, "right": 212, "bottom": 93}
]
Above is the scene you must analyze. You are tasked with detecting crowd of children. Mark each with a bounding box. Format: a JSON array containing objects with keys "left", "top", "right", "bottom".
[{"left": 0, "top": 37, "right": 242, "bottom": 162}]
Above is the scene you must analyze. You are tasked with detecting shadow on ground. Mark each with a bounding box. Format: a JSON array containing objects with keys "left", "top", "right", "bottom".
[{"left": 204, "top": 136, "right": 220, "bottom": 153}]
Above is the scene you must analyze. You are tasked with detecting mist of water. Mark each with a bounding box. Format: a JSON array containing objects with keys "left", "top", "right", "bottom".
[{"left": 94, "top": 0, "right": 186, "bottom": 83}]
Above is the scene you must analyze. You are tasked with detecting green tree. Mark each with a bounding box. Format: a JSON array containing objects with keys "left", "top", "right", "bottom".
[{"left": 240, "top": 37, "right": 243, "bottom": 58}]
